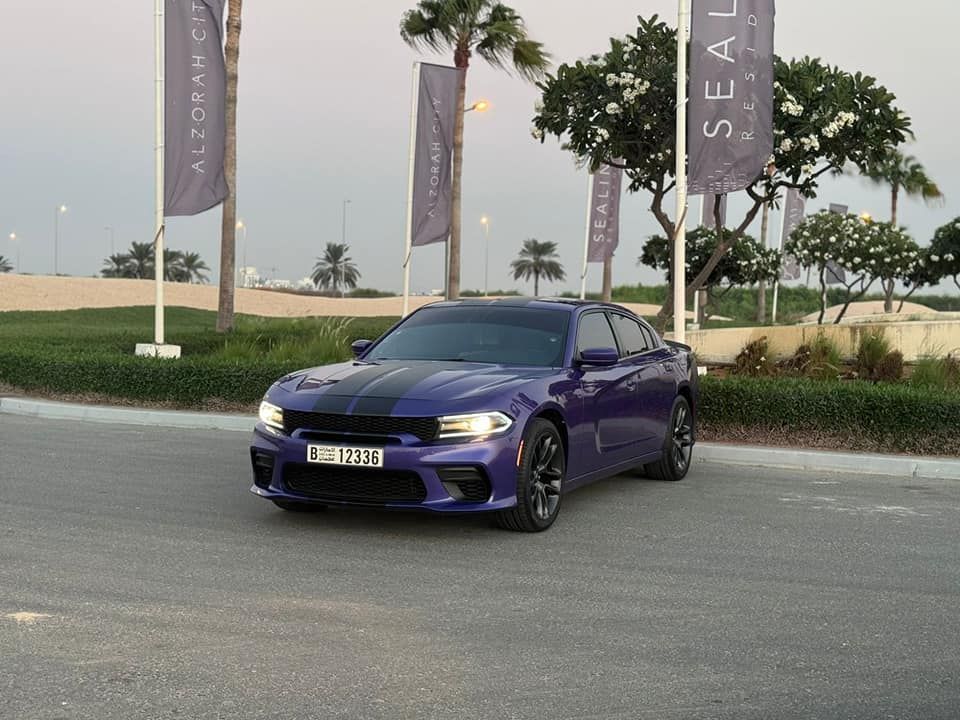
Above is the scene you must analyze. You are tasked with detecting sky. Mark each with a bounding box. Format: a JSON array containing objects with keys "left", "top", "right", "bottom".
[{"left": 1, "top": 1, "right": 958, "bottom": 296}]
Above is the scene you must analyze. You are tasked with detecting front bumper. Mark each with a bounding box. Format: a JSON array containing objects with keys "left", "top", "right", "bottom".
[{"left": 249, "top": 423, "right": 521, "bottom": 513}]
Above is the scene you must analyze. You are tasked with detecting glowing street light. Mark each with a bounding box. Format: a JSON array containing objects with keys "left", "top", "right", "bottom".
[
  {"left": 860, "top": 211, "right": 873, "bottom": 224},
  {"left": 465, "top": 99, "right": 490, "bottom": 113}
]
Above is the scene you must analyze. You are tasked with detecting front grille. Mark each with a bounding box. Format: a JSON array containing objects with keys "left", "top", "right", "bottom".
[
  {"left": 283, "top": 463, "right": 427, "bottom": 504},
  {"left": 437, "top": 467, "right": 491, "bottom": 503},
  {"left": 283, "top": 411, "right": 438, "bottom": 442}
]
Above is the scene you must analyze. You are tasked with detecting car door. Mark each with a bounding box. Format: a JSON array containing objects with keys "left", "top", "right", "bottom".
[
  {"left": 574, "top": 311, "right": 645, "bottom": 465},
  {"left": 609, "top": 313, "right": 677, "bottom": 456}
]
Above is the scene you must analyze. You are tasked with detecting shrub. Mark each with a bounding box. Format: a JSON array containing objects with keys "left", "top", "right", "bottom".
[
  {"left": 733, "top": 337, "right": 776, "bottom": 377},
  {"left": 699, "top": 376, "right": 960, "bottom": 455},
  {"left": 781, "top": 334, "right": 843, "bottom": 381},
  {"left": 855, "top": 331, "right": 890, "bottom": 378},
  {"left": 875, "top": 351, "right": 904, "bottom": 383},
  {"left": 911, "top": 354, "right": 960, "bottom": 392}
]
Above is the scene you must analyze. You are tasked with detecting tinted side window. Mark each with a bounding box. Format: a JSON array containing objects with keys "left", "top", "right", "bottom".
[
  {"left": 576, "top": 313, "right": 618, "bottom": 356},
  {"left": 611, "top": 314, "right": 653, "bottom": 356}
]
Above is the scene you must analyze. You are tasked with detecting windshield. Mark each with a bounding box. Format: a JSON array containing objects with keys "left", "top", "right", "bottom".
[{"left": 367, "top": 306, "right": 570, "bottom": 367}]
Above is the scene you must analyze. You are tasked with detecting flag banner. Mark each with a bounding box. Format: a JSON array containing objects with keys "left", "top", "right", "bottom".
[
  {"left": 826, "top": 262, "right": 846, "bottom": 285},
  {"left": 700, "top": 194, "right": 728, "bottom": 228},
  {"left": 165, "top": 0, "right": 228, "bottom": 217},
  {"left": 411, "top": 63, "right": 461, "bottom": 247},
  {"left": 587, "top": 163, "right": 624, "bottom": 263},
  {"left": 824, "top": 204, "right": 849, "bottom": 283},
  {"left": 780, "top": 188, "right": 805, "bottom": 280},
  {"left": 688, "top": 0, "right": 776, "bottom": 196}
]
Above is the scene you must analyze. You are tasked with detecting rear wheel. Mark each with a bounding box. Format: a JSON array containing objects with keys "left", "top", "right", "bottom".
[
  {"left": 272, "top": 499, "right": 327, "bottom": 513},
  {"left": 496, "top": 419, "right": 565, "bottom": 533},
  {"left": 644, "top": 396, "right": 694, "bottom": 482}
]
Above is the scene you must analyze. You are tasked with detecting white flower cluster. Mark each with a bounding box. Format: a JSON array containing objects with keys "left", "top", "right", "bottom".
[
  {"left": 606, "top": 72, "right": 651, "bottom": 105},
  {"left": 530, "top": 126, "right": 544, "bottom": 140},
  {"left": 822, "top": 111, "right": 858, "bottom": 139},
  {"left": 595, "top": 127, "right": 610, "bottom": 142},
  {"left": 605, "top": 102, "right": 623, "bottom": 116},
  {"left": 780, "top": 91, "right": 804, "bottom": 117},
  {"left": 799, "top": 135, "right": 820, "bottom": 152}
]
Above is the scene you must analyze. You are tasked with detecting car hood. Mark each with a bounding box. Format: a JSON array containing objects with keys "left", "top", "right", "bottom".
[{"left": 276, "top": 360, "right": 555, "bottom": 409}]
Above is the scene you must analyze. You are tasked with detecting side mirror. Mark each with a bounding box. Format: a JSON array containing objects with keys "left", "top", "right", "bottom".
[
  {"left": 351, "top": 339, "right": 373, "bottom": 358},
  {"left": 578, "top": 347, "right": 620, "bottom": 367}
]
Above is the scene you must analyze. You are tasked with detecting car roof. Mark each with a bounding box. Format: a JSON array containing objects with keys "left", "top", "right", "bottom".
[{"left": 421, "top": 297, "right": 632, "bottom": 314}]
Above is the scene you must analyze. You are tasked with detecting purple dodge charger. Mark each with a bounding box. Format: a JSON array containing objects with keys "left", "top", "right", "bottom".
[{"left": 250, "top": 298, "right": 698, "bottom": 532}]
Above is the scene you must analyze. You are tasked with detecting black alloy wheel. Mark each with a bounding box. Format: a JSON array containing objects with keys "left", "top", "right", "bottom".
[
  {"left": 645, "top": 396, "right": 694, "bottom": 482},
  {"left": 497, "top": 419, "right": 565, "bottom": 532}
]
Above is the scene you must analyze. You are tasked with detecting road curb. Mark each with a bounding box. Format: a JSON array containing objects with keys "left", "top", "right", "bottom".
[
  {"left": 695, "top": 443, "right": 960, "bottom": 481},
  {"left": 0, "top": 397, "right": 254, "bottom": 433},
  {"left": 3, "top": 397, "right": 959, "bottom": 480}
]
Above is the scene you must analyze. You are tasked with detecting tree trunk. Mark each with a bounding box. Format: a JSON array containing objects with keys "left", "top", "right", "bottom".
[
  {"left": 756, "top": 201, "right": 770, "bottom": 324},
  {"left": 534, "top": 271, "right": 540, "bottom": 297},
  {"left": 891, "top": 183, "right": 899, "bottom": 226},
  {"left": 602, "top": 255, "right": 613, "bottom": 303},
  {"left": 217, "top": 0, "right": 242, "bottom": 333},
  {"left": 883, "top": 278, "right": 895, "bottom": 314},
  {"left": 817, "top": 266, "right": 828, "bottom": 325},
  {"left": 447, "top": 61, "right": 468, "bottom": 300},
  {"left": 697, "top": 288, "right": 708, "bottom": 325}
]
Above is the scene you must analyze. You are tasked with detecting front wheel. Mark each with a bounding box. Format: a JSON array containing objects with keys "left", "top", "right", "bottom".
[
  {"left": 496, "top": 419, "right": 565, "bottom": 533},
  {"left": 644, "top": 396, "right": 694, "bottom": 482}
]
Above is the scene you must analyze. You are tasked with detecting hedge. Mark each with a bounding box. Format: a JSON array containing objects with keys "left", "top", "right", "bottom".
[{"left": 699, "top": 376, "right": 960, "bottom": 454}]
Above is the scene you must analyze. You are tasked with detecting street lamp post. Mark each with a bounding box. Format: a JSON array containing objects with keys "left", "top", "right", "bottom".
[
  {"left": 54, "top": 205, "right": 67, "bottom": 276},
  {"left": 481, "top": 216, "right": 490, "bottom": 296},
  {"left": 236, "top": 220, "right": 247, "bottom": 287},
  {"left": 9, "top": 233, "right": 19, "bottom": 274},
  {"left": 342, "top": 199, "right": 351, "bottom": 245}
]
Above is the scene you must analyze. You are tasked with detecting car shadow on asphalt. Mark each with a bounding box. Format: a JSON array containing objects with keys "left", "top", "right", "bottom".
[{"left": 252, "top": 469, "right": 685, "bottom": 538}]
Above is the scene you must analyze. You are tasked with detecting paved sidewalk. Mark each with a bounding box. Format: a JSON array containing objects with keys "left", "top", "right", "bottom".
[{"left": 3, "top": 396, "right": 958, "bottom": 480}]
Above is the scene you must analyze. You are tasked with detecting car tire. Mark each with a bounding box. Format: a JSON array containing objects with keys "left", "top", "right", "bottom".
[
  {"left": 644, "top": 395, "right": 694, "bottom": 482},
  {"left": 496, "top": 419, "right": 565, "bottom": 533},
  {"left": 272, "top": 499, "right": 327, "bottom": 513}
]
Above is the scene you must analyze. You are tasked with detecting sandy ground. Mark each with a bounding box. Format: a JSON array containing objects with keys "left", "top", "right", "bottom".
[
  {"left": 0, "top": 275, "right": 695, "bottom": 319},
  {"left": 800, "top": 300, "right": 943, "bottom": 324}
]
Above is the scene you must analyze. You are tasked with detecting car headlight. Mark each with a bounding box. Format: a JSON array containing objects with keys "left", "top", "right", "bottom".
[
  {"left": 437, "top": 412, "right": 513, "bottom": 439},
  {"left": 258, "top": 401, "right": 285, "bottom": 431}
]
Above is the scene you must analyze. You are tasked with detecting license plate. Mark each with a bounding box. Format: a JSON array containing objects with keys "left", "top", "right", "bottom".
[{"left": 307, "top": 445, "right": 384, "bottom": 468}]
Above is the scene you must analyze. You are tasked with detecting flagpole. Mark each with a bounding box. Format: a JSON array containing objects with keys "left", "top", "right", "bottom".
[
  {"left": 673, "top": 0, "right": 689, "bottom": 343},
  {"left": 772, "top": 203, "right": 788, "bottom": 325},
  {"left": 580, "top": 172, "right": 594, "bottom": 300},
  {"left": 154, "top": 0, "right": 165, "bottom": 346},
  {"left": 402, "top": 62, "right": 421, "bottom": 318}
]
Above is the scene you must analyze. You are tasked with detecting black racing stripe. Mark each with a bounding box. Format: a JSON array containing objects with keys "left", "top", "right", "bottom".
[
  {"left": 350, "top": 363, "right": 462, "bottom": 416},
  {"left": 310, "top": 365, "right": 399, "bottom": 413}
]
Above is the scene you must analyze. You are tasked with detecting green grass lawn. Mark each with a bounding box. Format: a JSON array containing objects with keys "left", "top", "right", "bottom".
[{"left": 0, "top": 307, "right": 399, "bottom": 406}]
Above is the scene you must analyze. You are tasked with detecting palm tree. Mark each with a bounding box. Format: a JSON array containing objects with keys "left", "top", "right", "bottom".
[
  {"left": 162, "top": 249, "right": 188, "bottom": 282},
  {"left": 0, "top": 255, "right": 12, "bottom": 274},
  {"left": 217, "top": 0, "right": 243, "bottom": 332},
  {"left": 180, "top": 252, "right": 211, "bottom": 284},
  {"left": 866, "top": 152, "right": 944, "bottom": 311},
  {"left": 401, "top": 1, "right": 549, "bottom": 300},
  {"left": 101, "top": 254, "right": 132, "bottom": 278},
  {"left": 511, "top": 239, "right": 565, "bottom": 296},
  {"left": 312, "top": 243, "right": 361, "bottom": 296},
  {"left": 126, "top": 242, "right": 155, "bottom": 279}
]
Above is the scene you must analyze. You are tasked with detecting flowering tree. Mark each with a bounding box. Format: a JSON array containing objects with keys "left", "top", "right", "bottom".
[
  {"left": 640, "top": 227, "right": 780, "bottom": 321},
  {"left": 897, "top": 247, "right": 944, "bottom": 313},
  {"left": 930, "top": 218, "right": 960, "bottom": 292},
  {"left": 532, "top": 16, "right": 912, "bottom": 328},
  {"left": 785, "top": 212, "right": 917, "bottom": 324}
]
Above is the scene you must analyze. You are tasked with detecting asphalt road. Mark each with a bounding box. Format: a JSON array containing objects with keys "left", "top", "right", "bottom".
[{"left": 1, "top": 416, "right": 958, "bottom": 720}]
